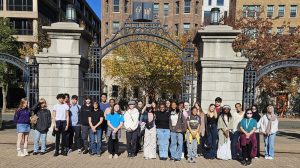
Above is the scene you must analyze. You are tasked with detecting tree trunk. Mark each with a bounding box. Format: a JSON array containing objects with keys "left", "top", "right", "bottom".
[{"left": 0, "top": 83, "right": 8, "bottom": 129}]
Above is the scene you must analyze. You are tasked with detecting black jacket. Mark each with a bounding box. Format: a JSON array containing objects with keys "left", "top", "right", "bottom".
[{"left": 35, "top": 109, "right": 52, "bottom": 133}]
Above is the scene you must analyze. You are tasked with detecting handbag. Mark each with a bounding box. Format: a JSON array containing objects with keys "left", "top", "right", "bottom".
[{"left": 30, "top": 114, "right": 39, "bottom": 124}]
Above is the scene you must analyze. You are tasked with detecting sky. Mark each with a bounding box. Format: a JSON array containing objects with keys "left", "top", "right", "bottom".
[{"left": 86, "top": 0, "right": 102, "bottom": 19}]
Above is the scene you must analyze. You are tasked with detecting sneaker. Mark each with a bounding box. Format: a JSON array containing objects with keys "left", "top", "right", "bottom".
[
  {"left": 145, "top": 157, "right": 150, "bottom": 160},
  {"left": 109, "top": 154, "right": 113, "bottom": 159},
  {"left": 68, "top": 149, "right": 72, "bottom": 154},
  {"left": 33, "top": 152, "right": 38, "bottom": 155},
  {"left": 77, "top": 149, "right": 82, "bottom": 154},
  {"left": 241, "top": 160, "right": 247, "bottom": 166},
  {"left": 23, "top": 149, "right": 29, "bottom": 156},
  {"left": 265, "top": 156, "right": 269, "bottom": 160},
  {"left": 170, "top": 157, "right": 175, "bottom": 161},
  {"left": 83, "top": 150, "right": 89, "bottom": 154},
  {"left": 246, "top": 160, "right": 252, "bottom": 166},
  {"left": 268, "top": 157, "right": 274, "bottom": 160},
  {"left": 181, "top": 153, "right": 185, "bottom": 159},
  {"left": 17, "top": 150, "right": 25, "bottom": 157},
  {"left": 40, "top": 152, "right": 46, "bottom": 155},
  {"left": 62, "top": 152, "right": 68, "bottom": 156},
  {"left": 53, "top": 152, "right": 59, "bottom": 157},
  {"left": 174, "top": 159, "right": 181, "bottom": 162},
  {"left": 188, "top": 158, "right": 192, "bottom": 163},
  {"left": 113, "top": 154, "right": 118, "bottom": 159},
  {"left": 192, "top": 158, "right": 196, "bottom": 163}
]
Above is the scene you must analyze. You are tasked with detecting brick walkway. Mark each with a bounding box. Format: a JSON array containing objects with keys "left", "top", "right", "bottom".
[{"left": 0, "top": 129, "right": 299, "bottom": 168}]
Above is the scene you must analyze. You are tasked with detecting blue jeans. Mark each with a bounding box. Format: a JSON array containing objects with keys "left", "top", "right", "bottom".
[
  {"left": 156, "top": 128, "right": 170, "bottom": 158},
  {"left": 187, "top": 138, "right": 198, "bottom": 159},
  {"left": 33, "top": 130, "right": 47, "bottom": 152},
  {"left": 170, "top": 132, "right": 183, "bottom": 160},
  {"left": 231, "top": 131, "right": 241, "bottom": 159},
  {"left": 89, "top": 128, "right": 102, "bottom": 154},
  {"left": 264, "top": 133, "right": 276, "bottom": 158}
]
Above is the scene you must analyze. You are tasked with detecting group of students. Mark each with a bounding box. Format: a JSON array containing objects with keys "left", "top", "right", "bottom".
[{"left": 13, "top": 94, "right": 278, "bottom": 166}]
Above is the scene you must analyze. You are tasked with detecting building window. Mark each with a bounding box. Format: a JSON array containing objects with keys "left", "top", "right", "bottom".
[
  {"left": 217, "top": 0, "right": 224, "bottom": 6},
  {"left": 0, "top": 0, "right": 3, "bottom": 10},
  {"left": 183, "top": 23, "right": 190, "bottom": 33},
  {"left": 184, "top": 0, "right": 191, "bottom": 13},
  {"left": 105, "top": 22, "right": 109, "bottom": 35},
  {"left": 175, "top": 24, "right": 179, "bottom": 36},
  {"left": 208, "top": 0, "right": 212, "bottom": 6},
  {"left": 112, "top": 21, "right": 120, "bottom": 33},
  {"left": 10, "top": 18, "right": 33, "bottom": 35},
  {"left": 267, "top": 5, "right": 274, "bottom": 18},
  {"left": 203, "top": 11, "right": 211, "bottom": 25},
  {"left": 106, "top": 0, "right": 109, "bottom": 13},
  {"left": 195, "top": 1, "right": 199, "bottom": 14},
  {"left": 290, "top": 5, "right": 297, "bottom": 17},
  {"left": 164, "top": 3, "right": 169, "bottom": 16},
  {"left": 8, "top": 0, "right": 33, "bottom": 11},
  {"left": 277, "top": 27, "right": 284, "bottom": 35},
  {"left": 175, "top": 1, "right": 179, "bottom": 14},
  {"left": 153, "top": 3, "right": 159, "bottom": 17},
  {"left": 112, "top": 85, "right": 119, "bottom": 97},
  {"left": 113, "top": 0, "right": 120, "bottom": 12},
  {"left": 124, "top": 0, "right": 129, "bottom": 13},
  {"left": 289, "top": 27, "right": 296, "bottom": 34},
  {"left": 278, "top": 5, "right": 285, "bottom": 17},
  {"left": 243, "top": 5, "right": 260, "bottom": 17}
]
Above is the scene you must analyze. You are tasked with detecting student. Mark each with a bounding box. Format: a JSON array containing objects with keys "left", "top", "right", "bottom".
[
  {"left": 203, "top": 104, "right": 218, "bottom": 159},
  {"left": 194, "top": 102, "right": 206, "bottom": 156},
  {"left": 251, "top": 105, "right": 261, "bottom": 158},
  {"left": 14, "top": 98, "right": 31, "bottom": 156},
  {"left": 103, "top": 99, "right": 115, "bottom": 142},
  {"left": 63, "top": 93, "right": 72, "bottom": 154},
  {"left": 217, "top": 105, "right": 233, "bottom": 160},
  {"left": 215, "top": 97, "right": 223, "bottom": 114},
  {"left": 69, "top": 95, "right": 82, "bottom": 153},
  {"left": 99, "top": 93, "right": 110, "bottom": 112},
  {"left": 106, "top": 103, "right": 124, "bottom": 159},
  {"left": 165, "top": 100, "right": 171, "bottom": 112},
  {"left": 88, "top": 102, "right": 104, "bottom": 156},
  {"left": 260, "top": 105, "right": 279, "bottom": 160},
  {"left": 79, "top": 96, "right": 93, "bottom": 154},
  {"left": 32, "top": 98, "right": 51, "bottom": 155},
  {"left": 178, "top": 101, "right": 188, "bottom": 159},
  {"left": 137, "top": 101, "right": 146, "bottom": 153},
  {"left": 124, "top": 100, "right": 140, "bottom": 158},
  {"left": 143, "top": 106, "right": 157, "bottom": 160},
  {"left": 169, "top": 102, "right": 187, "bottom": 161},
  {"left": 231, "top": 103, "right": 245, "bottom": 160},
  {"left": 187, "top": 107, "right": 201, "bottom": 163},
  {"left": 239, "top": 109, "right": 257, "bottom": 166},
  {"left": 52, "top": 94, "right": 70, "bottom": 156},
  {"left": 155, "top": 103, "right": 170, "bottom": 160}
]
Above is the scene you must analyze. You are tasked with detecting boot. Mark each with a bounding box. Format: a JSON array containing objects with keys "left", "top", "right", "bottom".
[
  {"left": 17, "top": 149, "right": 25, "bottom": 157},
  {"left": 23, "top": 149, "right": 29, "bottom": 156}
]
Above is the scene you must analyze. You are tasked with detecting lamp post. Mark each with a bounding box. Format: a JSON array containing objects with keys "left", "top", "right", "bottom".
[
  {"left": 24, "top": 56, "right": 30, "bottom": 102},
  {"left": 210, "top": 7, "right": 220, "bottom": 25},
  {"left": 66, "top": 4, "right": 77, "bottom": 22}
]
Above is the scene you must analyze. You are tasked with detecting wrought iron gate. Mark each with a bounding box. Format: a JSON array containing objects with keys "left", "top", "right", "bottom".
[
  {"left": 85, "top": 18, "right": 196, "bottom": 103},
  {"left": 0, "top": 53, "right": 39, "bottom": 107},
  {"left": 243, "top": 58, "right": 300, "bottom": 109}
]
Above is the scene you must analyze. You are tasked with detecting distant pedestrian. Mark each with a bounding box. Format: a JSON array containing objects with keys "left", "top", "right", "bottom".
[
  {"left": 260, "top": 105, "right": 278, "bottom": 160},
  {"left": 124, "top": 100, "right": 140, "bottom": 158},
  {"left": 88, "top": 102, "right": 104, "bottom": 156},
  {"left": 14, "top": 98, "right": 31, "bottom": 157},
  {"left": 106, "top": 103, "right": 124, "bottom": 159},
  {"left": 239, "top": 109, "right": 257, "bottom": 166},
  {"left": 32, "top": 98, "right": 51, "bottom": 155}
]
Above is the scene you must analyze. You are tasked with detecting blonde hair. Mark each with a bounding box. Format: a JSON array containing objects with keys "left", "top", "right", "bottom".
[
  {"left": 267, "top": 105, "right": 274, "bottom": 113},
  {"left": 208, "top": 104, "right": 218, "bottom": 118},
  {"left": 18, "top": 98, "right": 28, "bottom": 109}
]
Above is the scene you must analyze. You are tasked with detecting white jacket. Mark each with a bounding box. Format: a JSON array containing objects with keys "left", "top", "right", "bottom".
[
  {"left": 260, "top": 114, "right": 279, "bottom": 134},
  {"left": 124, "top": 108, "right": 139, "bottom": 131}
]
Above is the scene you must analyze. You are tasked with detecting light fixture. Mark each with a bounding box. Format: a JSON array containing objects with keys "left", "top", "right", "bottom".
[
  {"left": 66, "top": 4, "right": 77, "bottom": 22},
  {"left": 25, "top": 55, "right": 30, "bottom": 63},
  {"left": 210, "top": 7, "right": 220, "bottom": 25}
]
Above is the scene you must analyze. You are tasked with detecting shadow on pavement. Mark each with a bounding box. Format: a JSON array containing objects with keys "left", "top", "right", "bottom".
[{"left": 277, "top": 131, "right": 300, "bottom": 139}]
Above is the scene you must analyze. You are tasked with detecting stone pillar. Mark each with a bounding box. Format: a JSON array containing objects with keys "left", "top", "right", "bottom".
[
  {"left": 193, "top": 25, "right": 248, "bottom": 111},
  {"left": 35, "top": 22, "right": 90, "bottom": 108}
]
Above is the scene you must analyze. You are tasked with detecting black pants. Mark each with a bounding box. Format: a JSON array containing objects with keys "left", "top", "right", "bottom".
[
  {"left": 55, "top": 120, "right": 67, "bottom": 152},
  {"left": 126, "top": 129, "right": 138, "bottom": 154},
  {"left": 255, "top": 133, "right": 260, "bottom": 157},
  {"left": 242, "top": 143, "right": 252, "bottom": 162},
  {"left": 71, "top": 126, "right": 82, "bottom": 150},
  {"left": 108, "top": 136, "right": 119, "bottom": 155},
  {"left": 81, "top": 125, "right": 90, "bottom": 151}
]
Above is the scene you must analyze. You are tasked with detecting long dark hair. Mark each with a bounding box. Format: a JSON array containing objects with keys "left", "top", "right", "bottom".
[
  {"left": 83, "top": 96, "right": 93, "bottom": 106},
  {"left": 222, "top": 108, "right": 232, "bottom": 122},
  {"left": 111, "top": 103, "right": 121, "bottom": 115}
]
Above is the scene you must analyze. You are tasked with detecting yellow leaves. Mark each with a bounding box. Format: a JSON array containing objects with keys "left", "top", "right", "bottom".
[{"left": 18, "top": 43, "right": 35, "bottom": 58}]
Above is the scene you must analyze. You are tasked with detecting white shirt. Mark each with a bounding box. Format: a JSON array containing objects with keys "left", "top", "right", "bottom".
[
  {"left": 171, "top": 113, "right": 179, "bottom": 127},
  {"left": 232, "top": 111, "right": 245, "bottom": 132},
  {"left": 124, "top": 108, "right": 139, "bottom": 131},
  {"left": 53, "top": 103, "right": 69, "bottom": 121},
  {"left": 260, "top": 114, "right": 279, "bottom": 134}
]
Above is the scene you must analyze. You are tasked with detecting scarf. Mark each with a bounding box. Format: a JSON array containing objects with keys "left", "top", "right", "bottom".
[{"left": 266, "top": 111, "right": 277, "bottom": 135}]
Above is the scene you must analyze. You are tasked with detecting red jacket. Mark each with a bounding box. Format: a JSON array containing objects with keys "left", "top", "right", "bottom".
[{"left": 237, "top": 133, "right": 257, "bottom": 158}]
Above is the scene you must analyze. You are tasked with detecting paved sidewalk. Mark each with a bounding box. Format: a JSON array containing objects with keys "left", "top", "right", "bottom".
[{"left": 0, "top": 129, "right": 299, "bottom": 168}]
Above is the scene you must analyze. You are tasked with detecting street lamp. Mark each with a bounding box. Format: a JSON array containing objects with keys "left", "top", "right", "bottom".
[
  {"left": 210, "top": 7, "right": 220, "bottom": 25},
  {"left": 25, "top": 55, "right": 30, "bottom": 63},
  {"left": 66, "top": 4, "right": 77, "bottom": 22},
  {"left": 24, "top": 56, "right": 30, "bottom": 101}
]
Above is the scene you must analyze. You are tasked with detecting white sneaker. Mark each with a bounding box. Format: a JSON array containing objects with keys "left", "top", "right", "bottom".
[
  {"left": 108, "top": 154, "right": 113, "bottom": 159},
  {"left": 68, "top": 149, "right": 72, "bottom": 154},
  {"left": 268, "top": 157, "right": 274, "bottom": 160},
  {"left": 77, "top": 149, "right": 81, "bottom": 154},
  {"left": 17, "top": 150, "right": 25, "bottom": 157},
  {"left": 113, "top": 154, "right": 118, "bottom": 159},
  {"left": 265, "top": 156, "right": 269, "bottom": 160},
  {"left": 23, "top": 149, "right": 29, "bottom": 156},
  {"left": 181, "top": 153, "right": 185, "bottom": 159}
]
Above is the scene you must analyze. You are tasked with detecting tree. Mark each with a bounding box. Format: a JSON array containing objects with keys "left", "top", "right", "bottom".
[
  {"left": 102, "top": 33, "right": 194, "bottom": 101},
  {"left": 0, "top": 18, "right": 18, "bottom": 129}
]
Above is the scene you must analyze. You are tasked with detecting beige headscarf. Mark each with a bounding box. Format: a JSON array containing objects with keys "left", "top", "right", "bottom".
[{"left": 266, "top": 105, "right": 277, "bottom": 135}]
